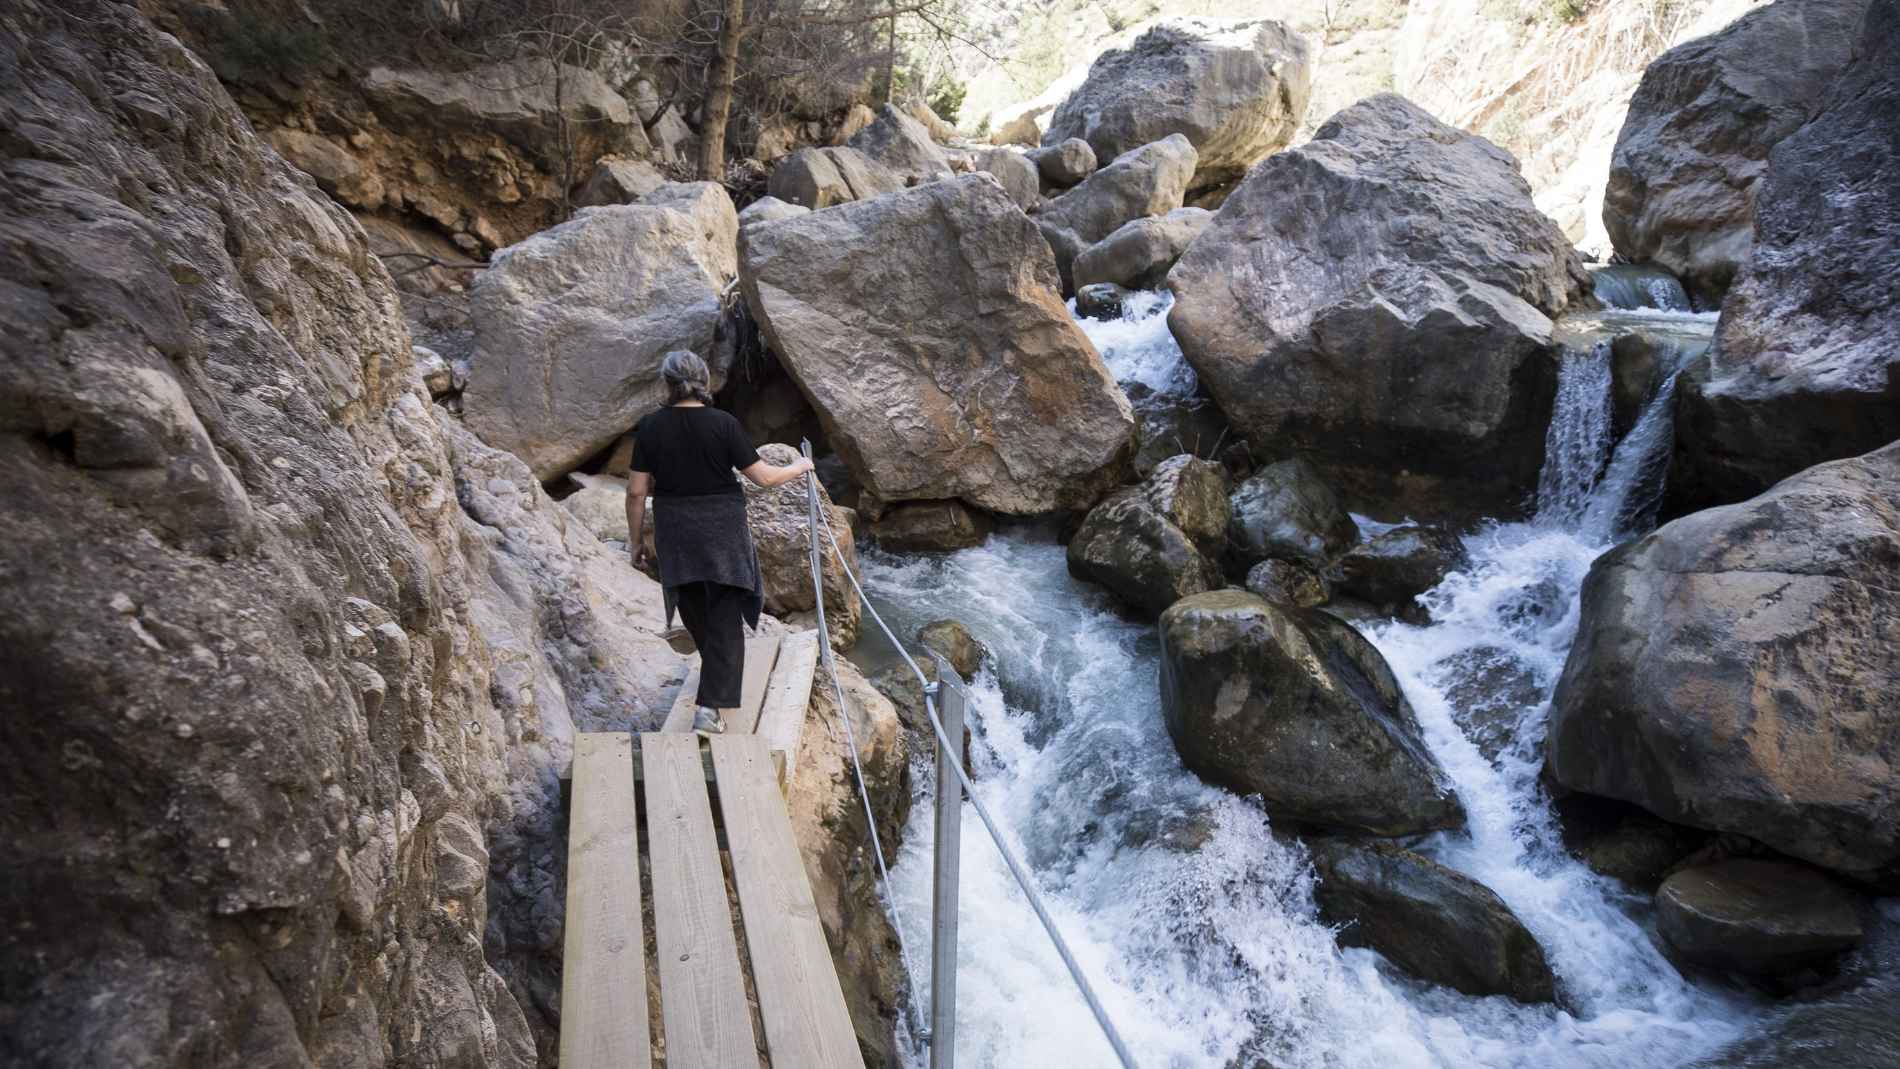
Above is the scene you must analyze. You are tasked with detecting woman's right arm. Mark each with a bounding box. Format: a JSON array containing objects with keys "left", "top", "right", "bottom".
[
  {"left": 626, "top": 471, "right": 652, "bottom": 567},
  {"left": 741, "top": 456, "right": 815, "bottom": 489}
]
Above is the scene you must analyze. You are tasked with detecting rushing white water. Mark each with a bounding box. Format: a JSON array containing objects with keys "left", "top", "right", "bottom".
[
  {"left": 1588, "top": 265, "right": 1694, "bottom": 313},
  {"left": 1071, "top": 290, "right": 1198, "bottom": 398},
  {"left": 860, "top": 302, "right": 1751, "bottom": 1068}
]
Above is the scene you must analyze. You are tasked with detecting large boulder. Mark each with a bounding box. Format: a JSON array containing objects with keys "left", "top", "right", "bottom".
[
  {"left": 1227, "top": 459, "right": 1359, "bottom": 568},
  {"left": 766, "top": 146, "right": 905, "bottom": 209},
  {"left": 738, "top": 196, "right": 811, "bottom": 228},
  {"left": 846, "top": 103, "right": 954, "bottom": 186},
  {"left": 1028, "top": 137, "right": 1097, "bottom": 187},
  {"left": 1158, "top": 592, "right": 1464, "bottom": 836},
  {"left": 1309, "top": 839, "right": 1557, "bottom": 1004},
  {"left": 869, "top": 500, "right": 993, "bottom": 552},
  {"left": 1602, "top": 0, "right": 1870, "bottom": 302},
  {"left": 745, "top": 444, "right": 861, "bottom": 649},
  {"left": 1547, "top": 442, "right": 1900, "bottom": 882},
  {"left": 1667, "top": 3, "right": 1900, "bottom": 515},
  {"left": 1168, "top": 95, "right": 1590, "bottom": 515},
  {"left": 365, "top": 60, "right": 647, "bottom": 173},
  {"left": 1657, "top": 860, "right": 1866, "bottom": 977},
  {"left": 561, "top": 472, "right": 632, "bottom": 542},
  {"left": 917, "top": 619, "right": 987, "bottom": 681},
  {"left": 1073, "top": 207, "right": 1214, "bottom": 290},
  {"left": 1067, "top": 489, "right": 1223, "bottom": 617},
  {"left": 1142, "top": 454, "right": 1229, "bottom": 557},
  {"left": 740, "top": 174, "right": 1134, "bottom": 515},
  {"left": 631, "top": 78, "right": 697, "bottom": 166},
  {"left": 1328, "top": 524, "right": 1471, "bottom": 610},
  {"left": 1043, "top": 18, "right": 1315, "bottom": 190},
  {"left": 575, "top": 157, "right": 667, "bottom": 207},
  {"left": 975, "top": 147, "right": 1041, "bottom": 212},
  {"left": 1038, "top": 135, "right": 1198, "bottom": 290},
  {"left": 1245, "top": 559, "right": 1329, "bottom": 609},
  {"left": 461, "top": 186, "right": 738, "bottom": 480}
]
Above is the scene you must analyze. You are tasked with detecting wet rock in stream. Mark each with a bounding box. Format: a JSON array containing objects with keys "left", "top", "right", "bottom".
[
  {"left": 1309, "top": 838, "right": 1559, "bottom": 1004},
  {"left": 1158, "top": 591, "right": 1464, "bottom": 836}
]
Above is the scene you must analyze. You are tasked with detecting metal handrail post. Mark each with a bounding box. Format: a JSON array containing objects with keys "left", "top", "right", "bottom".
[{"left": 927, "top": 652, "right": 966, "bottom": 1069}]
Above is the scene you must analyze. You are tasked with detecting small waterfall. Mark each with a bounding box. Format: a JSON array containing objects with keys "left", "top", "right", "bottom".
[
  {"left": 1577, "top": 369, "right": 1682, "bottom": 540},
  {"left": 1539, "top": 306, "right": 1717, "bottom": 535},
  {"left": 1071, "top": 290, "right": 1198, "bottom": 398},
  {"left": 1534, "top": 343, "right": 1614, "bottom": 527},
  {"left": 1589, "top": 265, "right": 1692, "bottom": 312}
]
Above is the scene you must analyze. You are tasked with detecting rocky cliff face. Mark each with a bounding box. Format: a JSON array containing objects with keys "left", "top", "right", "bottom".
[
  {"left": 1, "top": 5, "right": 544, "bottom": 1062},
  {"left": 0, "top": 5, "right": 898, "bottom": 1066},
  {"left": 146, "top": 1, "right": 666, "bottom": 258},
  {"left": 1602, "top": 0, "right": 1869, "bottom": 301},
  {"left": 1667, "top": 0, "right": 1900, "bottom": 513}
]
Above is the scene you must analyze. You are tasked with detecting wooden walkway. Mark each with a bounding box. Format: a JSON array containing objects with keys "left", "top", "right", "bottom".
[{"left": 560, "top": 628, "right": 863, "bottom": 1068}]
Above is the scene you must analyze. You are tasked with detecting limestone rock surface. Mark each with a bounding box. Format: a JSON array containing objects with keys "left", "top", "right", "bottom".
[
  {"left": 1168, "top": 94, "right": 1589, "bottom": 514},
  {"left": 461, "top": 185, "right": 739, "bottom": 480},
  {"left": 1044, "top": 17, "right": 1315, "bottom": 189},
  {"left": 1668, "top": 3, "right": 1900, "bottom": 514},
  {"left": 740, "top": 175, "right": 1133, "bottom": 515},
  {"left": 1547, "top": 442, "right": 1900, "bottom": 882},
  {"left": 1603, "top": 0, "right": 1870, "bottom": 300},
  {"left": 1158, "top": 592, "right": 1464, "bottom": 836}
]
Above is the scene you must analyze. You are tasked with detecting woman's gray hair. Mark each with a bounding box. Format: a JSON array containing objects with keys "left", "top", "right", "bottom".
[{"left": 660, "top": 349, "right": 715, "bottom": 405}]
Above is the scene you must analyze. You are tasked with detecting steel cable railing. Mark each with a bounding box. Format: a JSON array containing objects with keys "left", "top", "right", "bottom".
[{"left": 799, "top": 442, "right": 1139, "bottom": 1069}]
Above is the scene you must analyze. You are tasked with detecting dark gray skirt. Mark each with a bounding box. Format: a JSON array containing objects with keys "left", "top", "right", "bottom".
[{"left": 652, "top": 491, "right": 763, "bottom": 631}]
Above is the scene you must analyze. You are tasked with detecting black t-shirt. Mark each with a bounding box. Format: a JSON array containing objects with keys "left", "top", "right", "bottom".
[{"left": 629, "top": 406, "right": 760, "bottom": 497}]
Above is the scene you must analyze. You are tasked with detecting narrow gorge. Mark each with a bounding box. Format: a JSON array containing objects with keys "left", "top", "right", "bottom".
[{"left": 2, "top": 1, "right": 1896, "bottom": 1068}]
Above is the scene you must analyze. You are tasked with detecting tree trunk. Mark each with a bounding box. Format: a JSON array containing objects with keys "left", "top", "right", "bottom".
[
  {"left": 697, "top": 0, "right": 745, "bottom": 181},
  {"left": 880, "top": 7, "right": 897, "bottom": 105}
]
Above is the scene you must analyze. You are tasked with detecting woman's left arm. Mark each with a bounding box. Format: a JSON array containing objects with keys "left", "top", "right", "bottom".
[{"left": 741, "top": 456, "right": 815, "bottom": 489}]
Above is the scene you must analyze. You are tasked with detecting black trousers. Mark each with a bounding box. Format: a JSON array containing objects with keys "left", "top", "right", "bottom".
[{"left": 673, "top": 580, "right": 747, "bottom": 709}]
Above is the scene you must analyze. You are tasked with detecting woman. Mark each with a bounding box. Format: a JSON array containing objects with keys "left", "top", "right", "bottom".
[{"left": 625, "top": 350, "right": 813, "bottom": 737}]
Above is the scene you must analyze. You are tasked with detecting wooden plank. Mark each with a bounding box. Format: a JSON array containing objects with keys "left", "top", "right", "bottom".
[
  {"left": 639, "top": 733, "right": 755, "bottom": 1069},
  {"left": 661, "top": 660, "right": 702, "bottom": 733},
  {"left": 631, "top": 746, "right": 717, "bottom": 785},
  {"left": 726, "top": 634, "right": 784, "bottom": 735},
  {"left": 709, "top": 735, "right": 867, "bottom": 1069},
  {"left": 755, "top": 630, "right": 821, "bottom": 786},
  {"left": 664, "top": 632, "right": 778, "bottom": 734},
  {"left": 558, "top": 733, "right": 652, "bottom": 1069}
]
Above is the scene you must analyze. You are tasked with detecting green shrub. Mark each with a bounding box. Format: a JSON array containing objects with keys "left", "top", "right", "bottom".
[
  {"left": 927, "top": 79, "right": 967, "bottom": 125},
  {"left": 215, "top": 11, "right": 326, "bottom": 82}
]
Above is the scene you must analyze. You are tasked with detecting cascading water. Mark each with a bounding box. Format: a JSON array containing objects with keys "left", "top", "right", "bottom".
[
  {"left": 1588, "top": 264, "right": 1693, "bottom": 313},
  {"left": 857, "top": 298, "right": 1749, "bottom": 1068}
]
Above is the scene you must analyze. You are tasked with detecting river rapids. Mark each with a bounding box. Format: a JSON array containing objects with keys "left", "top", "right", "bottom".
[{"left": 854, "top": 292, "right": 1760, "bottom": 1069}]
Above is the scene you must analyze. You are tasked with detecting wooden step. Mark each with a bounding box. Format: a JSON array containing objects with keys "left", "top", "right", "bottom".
[
  {"left": 661, "top": 658, "right": 703, "bottom": 733},
  {"left": 727, "top": 633, "right": 784, "bottom": 735},
  {"left": 662, "top": 633, "right": 783, "bottom": 733},
  {"left": 559, "top": 733, "right": 653, "bottom": 1069},
  {"left": 755, "top": 629, "right": 821, "bottom": 786},
  {"left": 640, "top": 733, "right": 756, "bottom": 1068},
  {"left": 710, "top": 735, "right": 867, "bottom": 1069}
]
